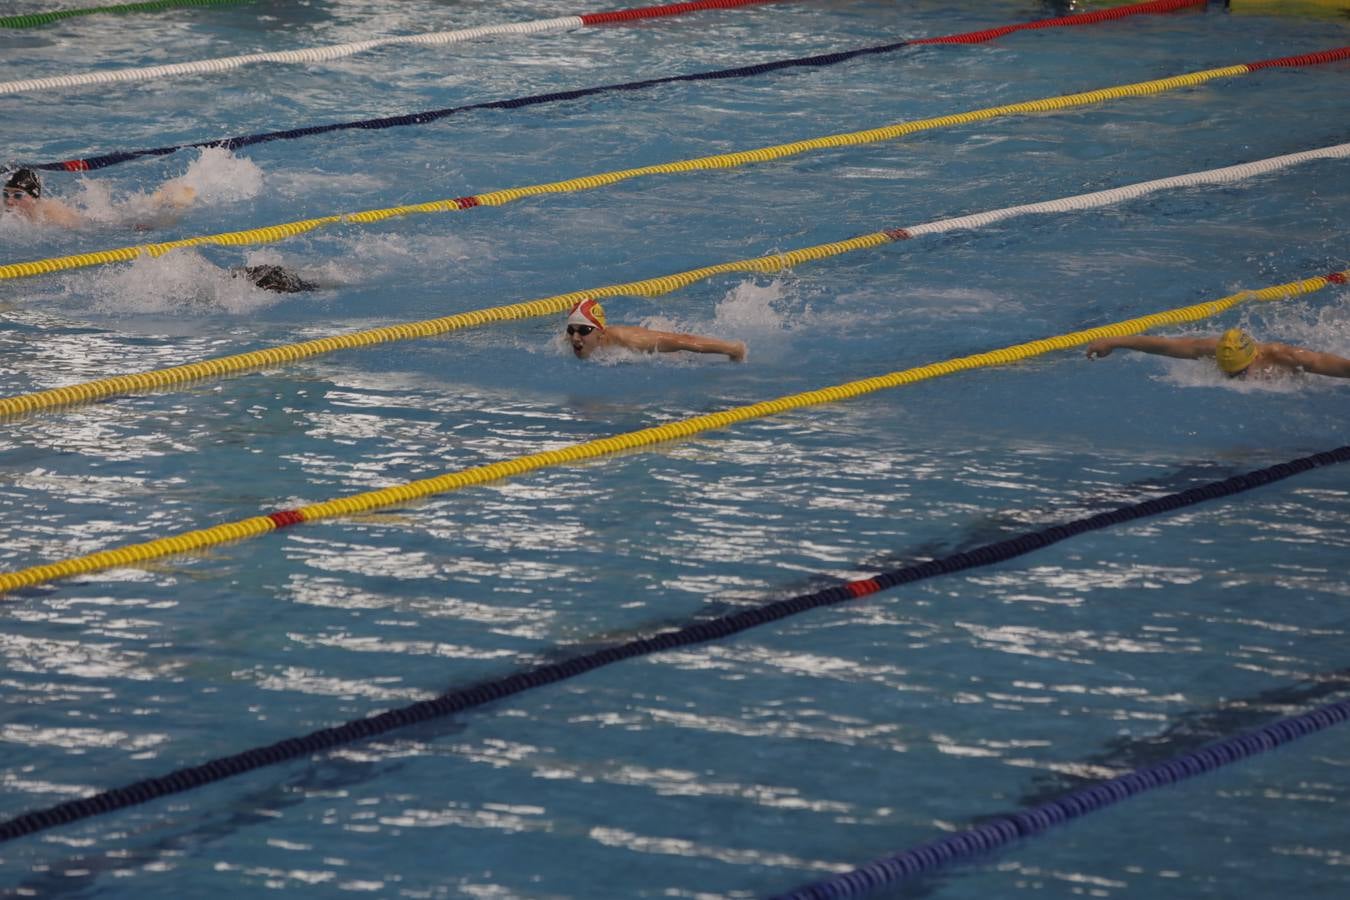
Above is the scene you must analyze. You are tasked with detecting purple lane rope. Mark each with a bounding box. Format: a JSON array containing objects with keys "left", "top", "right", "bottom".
[
  {"left": 771, "top": 696, "right": 1350, "bottom": 899},
  {"left": 0, "top": 441, "right": 1345, "bottom": 844}
]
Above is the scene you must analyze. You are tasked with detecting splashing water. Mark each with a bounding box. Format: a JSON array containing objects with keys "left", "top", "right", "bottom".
[
  {"left": 168, "top": 145, "right": 264, "bottom": 205},
  {"left": 86, "top": 249, "right": 302, "bottom": 316},
  {"left": 714, "top": 278, "right": 792, "bottom": 332},
  {"left": 55, "top": 146, "right": 264, "bottom": 228}
]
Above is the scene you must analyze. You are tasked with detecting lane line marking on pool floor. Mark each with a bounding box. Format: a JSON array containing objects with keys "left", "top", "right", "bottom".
[
  {"left": 0, "top": 0, "right": 787, "bottom": 96},
  {"left": 27, "top": 0, "right": 1207, "bottom": 173},
  {"left": 1, "top": 142, "right": 1346, "bottom": 421},
  {"left": 1, "top": 46, "right": 1346, "bottom": 284},
  {"left": 1, "top": 267, "right": 1344, "bottom": 596}
]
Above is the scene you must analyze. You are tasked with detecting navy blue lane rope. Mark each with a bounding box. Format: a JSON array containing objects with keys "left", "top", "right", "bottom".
[
  {"left": 1, "top": 444, "right": 1346, "bottom": 843},
  {"left": 30, "top": 41, "right": 916, "bottom": 172},
  {"left": 771, "top": 696, "right": 1350, "bottom": 899},
  {"left": 24, "top": 0, "right": 1208, "bottom": 172}
]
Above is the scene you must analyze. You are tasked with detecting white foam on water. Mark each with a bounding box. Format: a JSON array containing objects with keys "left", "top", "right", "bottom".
[
  {"left": 542, "top": 330, "right": 667, "bottom": 366},
  {"left": 169, "top": 145, "right": 265, "bottom": 205},
  {"left": 1155, "top": 355, "right": 1307, "bottom": 394},
  {"left": 47, "top": 146, "right": 264, "bottom": 229},
  {"left": 82, "top": 249, "right": 299, "bottom": 316},
  {"left": 0, "top": 207, "right": 35, "bottom": 241},
  {"left": 713, "top": 278, "right": 792, "bottom": 332}
]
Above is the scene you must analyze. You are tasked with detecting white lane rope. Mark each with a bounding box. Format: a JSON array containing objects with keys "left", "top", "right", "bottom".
[
  {"left": 0, "top": 16, "right": 584, "bottom": 96},
  {"left": 904, "top": 144, "right": 1350, "bottom": 237}
]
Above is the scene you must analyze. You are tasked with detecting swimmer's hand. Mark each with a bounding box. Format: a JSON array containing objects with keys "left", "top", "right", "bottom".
[
  {"left": 729, "top": 341, "right": 747, "bottom": 363},
  {"left": 1084, "top": 339, "right": 1115, "bottom": 359}
]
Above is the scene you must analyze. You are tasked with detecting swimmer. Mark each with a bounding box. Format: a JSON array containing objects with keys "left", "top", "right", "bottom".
[
  {"left": 1085, "top": 328, "right": 1350, "bottom": 380},
  {"left": 2, "top": 166, "right": 195, "bottom": 229},
  {"left": 564, "top": 298, "right": 746, "bottom": 362},
  {"left": 229, "top": 264, "right": 319, "bottom": 293}
]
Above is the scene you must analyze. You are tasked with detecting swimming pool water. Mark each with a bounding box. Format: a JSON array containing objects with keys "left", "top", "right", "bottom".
[{"left": 1, "top": 1, "right": 1348, "bottom": 897}]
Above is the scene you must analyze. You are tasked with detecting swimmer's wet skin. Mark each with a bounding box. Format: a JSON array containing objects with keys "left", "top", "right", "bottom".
[
  {"left": 1085, "top": 328, "right": 1350, "bottom": 380},
  {"left": 3, "top": 165, "right": 194, "bottom": 229},
  {"left": 564, "top": 297, "right": 747, "bottom": 362}
]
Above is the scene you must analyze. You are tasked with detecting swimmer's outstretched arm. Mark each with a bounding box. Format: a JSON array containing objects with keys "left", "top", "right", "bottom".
[
  {"left": 35, "top": 197, "right": 84, "bottom": 228},
  {"left": 1262, "top": 343, "right": 1350, "bottom": 378},
  {"left": 1085, "top": 334, "right": 1218, "bottom": 360},
  {"left": 609, "top": 324, "right": 746, "bottom": 361}
]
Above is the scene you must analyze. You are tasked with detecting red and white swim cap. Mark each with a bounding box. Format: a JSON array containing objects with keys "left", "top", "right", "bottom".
[{"left": 566, "top": 297, "right": 606, "bottom": 330}]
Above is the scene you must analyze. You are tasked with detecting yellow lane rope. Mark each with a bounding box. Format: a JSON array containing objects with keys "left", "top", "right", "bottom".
[
  {"left": 0, "top": 232, "right": 892, "bottom": 418},
  {"left": 1, "top": 269, "right": 1342, "bottom": 596},
  {"left": 0, "top": 59, "right": 1263, "bottom": 283},
  {"left": 5, "top": 138, "right": 1347, "bottom": 420}
]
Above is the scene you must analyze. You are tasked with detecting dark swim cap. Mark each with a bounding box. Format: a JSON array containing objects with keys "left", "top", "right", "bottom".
[
  {"left": 235, "top": 264, "right": 319, "bottom": 293},
  {"left": 4, "top": 167, "right": 41, "bottom": 198}
]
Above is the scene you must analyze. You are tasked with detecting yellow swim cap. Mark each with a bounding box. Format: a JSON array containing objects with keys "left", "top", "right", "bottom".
[{"left": 1215, "top": 328, "right": 1257, "bottom": 375}]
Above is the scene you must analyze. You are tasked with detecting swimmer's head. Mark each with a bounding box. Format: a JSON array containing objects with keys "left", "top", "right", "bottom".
[
  {"left": 237, "top": 264, "right": 319, "bottom": 293},
  {"left": 566, "top": 297, "right": 606, "bottom": 358},
  {"left": 3, "top": 167, "right": 41, "bottom": 200},
  {"left": 1215, "top": 328, "right": 1257, "bottom": 377}
]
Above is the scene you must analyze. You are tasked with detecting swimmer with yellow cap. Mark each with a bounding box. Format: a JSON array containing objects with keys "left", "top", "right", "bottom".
[
  {"left": 1214, "top": 328, "right": 1258, "bottom": 376},
  {"left": 1085, "top": 327, "right": 1350, "bottom": 380},
  {"left": 565, "top": 297, "right": 746, "bottom": 362}
]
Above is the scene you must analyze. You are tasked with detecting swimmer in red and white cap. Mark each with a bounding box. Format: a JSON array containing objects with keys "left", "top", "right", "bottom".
[{"left": 565, "top": 297, "right": 746, "bottom": 362}]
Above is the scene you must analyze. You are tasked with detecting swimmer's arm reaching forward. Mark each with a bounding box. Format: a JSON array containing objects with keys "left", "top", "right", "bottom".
[
  {"left": 1084, "top": 334, "right": 1219, "bottom": 360},
  {"left": 607, "top": 324, "right": 747, "bottom": 361},
  {"left": 32, "top": 197, "right": 84, "bottom": 228},
  {"left": 1259, "top": 343, "right": 1350, "bottom": 378}
]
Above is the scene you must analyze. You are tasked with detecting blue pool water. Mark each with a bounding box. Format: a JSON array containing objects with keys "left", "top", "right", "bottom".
[{"left": 1, "top": 0, "right": 1349, "bottom": 896}]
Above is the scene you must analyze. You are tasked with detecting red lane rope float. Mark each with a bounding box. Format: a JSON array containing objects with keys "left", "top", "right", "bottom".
[
  {"left": 1246, "top": 47, "right": 1350, "bottom": 69},
  {"left": 909, "top": 0, "right": 1201, "bottom": 44},
  {"left": 26, "top": 0, "right": 1207, "bottom": 173},
  {"left": 0, "top": 269, "right": 1343, "bottom": 596},
  {"left": 579, "top": 0, "right": 781, "bottom": 25}
]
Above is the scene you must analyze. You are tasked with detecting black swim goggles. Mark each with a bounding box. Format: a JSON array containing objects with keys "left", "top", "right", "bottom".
[{"left": 567, "top": 324, "right": 596, "bottom": 337}]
